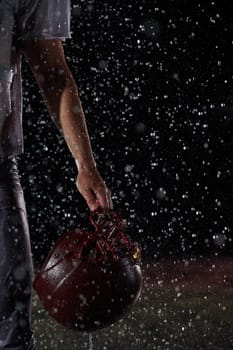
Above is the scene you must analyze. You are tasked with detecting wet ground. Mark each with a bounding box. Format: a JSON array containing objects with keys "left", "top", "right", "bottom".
[{"left": 32, "top": 256, "right": 233, "bottom": 350}]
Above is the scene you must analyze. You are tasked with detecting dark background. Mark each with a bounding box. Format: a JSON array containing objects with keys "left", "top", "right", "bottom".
[{"left": 18, "top": 0, "right": 233, "bottom": 268}]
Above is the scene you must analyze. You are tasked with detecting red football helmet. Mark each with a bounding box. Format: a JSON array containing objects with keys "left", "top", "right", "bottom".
[{"left": 33, "top": 209, "right": 143, "bottom": 331}]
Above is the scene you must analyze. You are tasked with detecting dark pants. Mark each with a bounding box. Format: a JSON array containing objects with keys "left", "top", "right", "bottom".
[{"left": 0, "top": 157, "right": 35, "bottom": 349}]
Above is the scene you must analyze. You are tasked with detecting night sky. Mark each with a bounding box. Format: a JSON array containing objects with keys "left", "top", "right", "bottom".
[{"left": 17, "top": 0, "right": 233, "bottom": 267}]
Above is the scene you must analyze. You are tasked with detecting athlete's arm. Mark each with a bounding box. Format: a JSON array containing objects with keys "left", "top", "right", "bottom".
[{"left": 21, "top": 39, "right": 112, "bottom": 211}]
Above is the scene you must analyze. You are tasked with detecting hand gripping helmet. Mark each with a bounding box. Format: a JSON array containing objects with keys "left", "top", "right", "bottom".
[{"left": 33, "top": 209, "right": 143, "bottom": 331}]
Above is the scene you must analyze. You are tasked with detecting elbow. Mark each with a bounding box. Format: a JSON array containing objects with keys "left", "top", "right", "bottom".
[{"left": 42, "top": 68, "right": 70, "bottom": 92}]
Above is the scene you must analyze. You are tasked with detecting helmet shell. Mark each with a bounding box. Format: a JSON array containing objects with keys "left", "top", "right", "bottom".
[{"left": 33, "top": 216, "right": 142, "bottom": 331}]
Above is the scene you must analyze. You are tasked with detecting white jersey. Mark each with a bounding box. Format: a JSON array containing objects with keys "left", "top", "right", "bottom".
[{"left": 0, "top": 0, "right": 71, "bottom": 160}]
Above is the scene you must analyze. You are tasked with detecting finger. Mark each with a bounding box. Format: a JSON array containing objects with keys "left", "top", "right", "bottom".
[
  {"left": 95, "top": 186, "right": 109, "bottom": 210},
  {"left": 106, "top": 189, "right": 113, "bottom": 209},
  {"left": 81, "top": 188, "right": 99, "bottom": 211}
]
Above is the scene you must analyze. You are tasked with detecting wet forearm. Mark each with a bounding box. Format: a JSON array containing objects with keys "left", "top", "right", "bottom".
[
  {"left": 40, "top": 71, "right": 96, "bottom": 171},
  {"left": 59, "top": 76, "right": 96, "bottom": 170}
]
